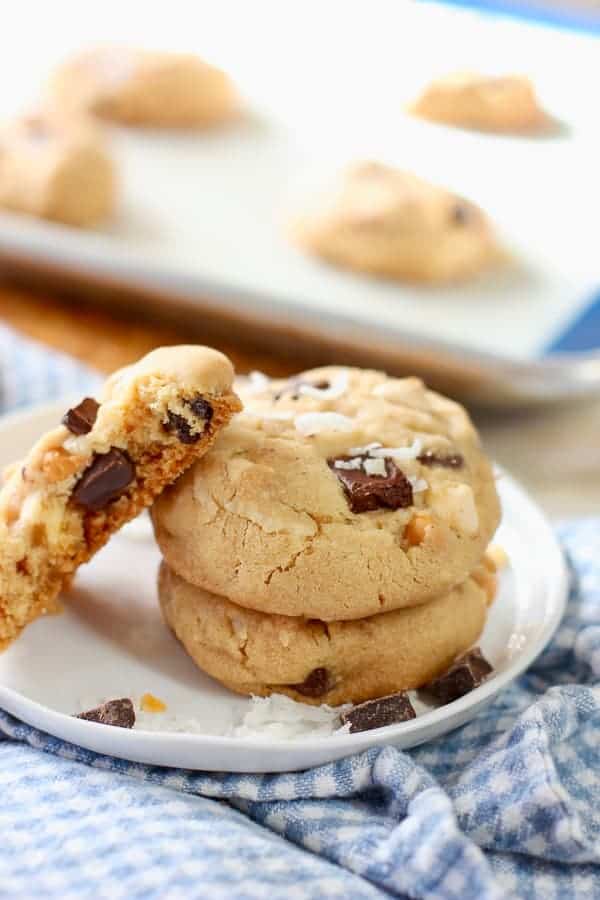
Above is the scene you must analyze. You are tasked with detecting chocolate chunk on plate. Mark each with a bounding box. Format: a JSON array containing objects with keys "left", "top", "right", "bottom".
[
  {"left": 341, "top": 692, "right": 416, "bottom": 733},
  {"left": 328, "top": 456, "right": 413, "bottom": 513},
  {"left": 72, "top": 448, "right": 135, "bottom": 511},
  {"left": 423, "top": 647, "right": 493, "bottom": 705},
  {"left": 61, "top": 397, "right": 100, "bottom": 436},
  {"left": 76, "top": 698, "right": 135, "bottom": 728}
]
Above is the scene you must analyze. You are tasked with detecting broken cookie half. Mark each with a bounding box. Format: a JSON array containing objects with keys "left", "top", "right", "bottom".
[{"left": 0, "top": 345, "right": 242, "bottom": 647}]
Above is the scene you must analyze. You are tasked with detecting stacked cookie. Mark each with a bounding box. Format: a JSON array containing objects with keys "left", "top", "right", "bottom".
[{"left": 152, "top": 366, "right": 501, "bottom": 706}]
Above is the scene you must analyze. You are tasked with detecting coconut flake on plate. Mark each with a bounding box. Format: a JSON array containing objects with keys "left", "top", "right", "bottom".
[
  {"left": 297, "top": 371, "right": 349, "bottom": 400},
  {"left": 294, "top": 412, "right": 355, "bottom": 436},
  {"left": 230, "top": 694, "right": 351, "bottom": 740}
]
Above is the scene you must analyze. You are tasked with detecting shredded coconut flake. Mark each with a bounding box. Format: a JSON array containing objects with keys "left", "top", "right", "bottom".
[
  {"left": 298, "top": 371, "right": 349, "bottom": 400},
  {"left": 363, "top": 457, "right": 387, "bottom": 476},
  {"left": 230, "top": 694, "right": 351, "bottom": 740},
  {"left": 294, "top": 412, "right": 355, "bottom": 437},
  {"left": 370, "top": 439, "right": 423, "bottom": 461},
  {"left": 334, "top": 458, "right": 363, "bottom": 470},
  {"left": 408, "top": 475, "right": 429, "bottom": 493},
  {"left": 246, "top": 371, "right": 271, "bottom": 392},
  {"left": 348, "top": 442, "right": 382, "bottom": 455}
]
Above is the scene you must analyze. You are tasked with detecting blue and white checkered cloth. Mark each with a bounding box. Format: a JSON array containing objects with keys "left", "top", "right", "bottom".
[{"left": 0, "top": 324, "right": 599, "bottom": 899}]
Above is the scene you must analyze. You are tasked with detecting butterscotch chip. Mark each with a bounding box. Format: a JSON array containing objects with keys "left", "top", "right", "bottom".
[
  {"left": 0, "top": 345, "right": 241, "bottom": 648},
  {"left": 404, "top": 514, "right": 430, "bottom": 548},
  {"left": 140, "top": 693, "right": 167, "bottom": 713}
]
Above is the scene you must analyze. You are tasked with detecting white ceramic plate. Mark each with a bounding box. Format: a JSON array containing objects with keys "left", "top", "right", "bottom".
[{"left": 0, "top": 402, "right": 568, "bottom": 772}]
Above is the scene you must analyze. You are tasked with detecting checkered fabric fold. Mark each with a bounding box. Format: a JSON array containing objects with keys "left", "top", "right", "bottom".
[{"left": 1, "top": 326, "right": 599, "bottom": 899}]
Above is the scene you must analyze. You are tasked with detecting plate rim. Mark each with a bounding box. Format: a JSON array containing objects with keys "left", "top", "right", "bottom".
[{"left": 0, "top": 401, "right": 569, "bottom": 761}]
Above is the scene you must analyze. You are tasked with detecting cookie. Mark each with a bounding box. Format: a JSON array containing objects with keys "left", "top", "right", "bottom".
[
  {"left": 0, "top": 112, "right": 116, "bottom": 226},
  {"left": 410, "top": 72, "right": 547, "bottom": 133},
  {"left": 158, "top": 558, "right": 494, "bottom": 706},
  {"left": 49, "top": 48, "right": 238, "bottom": 128},
  {"left": 0, "top": 346, "right": 241, "bottom": 648},
  {"left": 152, "top": 366, "right": 500, "bottom": 621},
  {"left": 291, "top": 162, "right": 498, "bottom": 283}
]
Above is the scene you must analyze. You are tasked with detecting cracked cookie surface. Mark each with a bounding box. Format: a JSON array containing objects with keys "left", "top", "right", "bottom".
[
  {"left": 0, "top": 345, "right": 241, "bottom": 648},
  {"left": 290, "top": 161, "right": 499, "bottom": 283},
  {"left": 152, "top": 366, "right": 500, "bottom": 620},
  {"left": 159, "top": 556, "right": 496, "bottom": 706},
  {"left": 49, "top": 47, "right": 239, "bottom": 129}
]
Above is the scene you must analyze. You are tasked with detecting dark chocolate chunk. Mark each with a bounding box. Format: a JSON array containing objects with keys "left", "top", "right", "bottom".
[
  {"left": 328, "top": 456, "right": 413, "bottom": 514},
  {"left": 187, "top": 396, "right": 214, "bottom": 422},
  {"left": 165, "top": 411, "right": 199, "bottom": 444},
  {"left": 451, "top": 202, "right": 471, "bottom": 226},
  {"left": 164, "top": 396, "right": 214, "bottom": 444},
  {"left": 72, "top": 448, "right": 135, "bottom": 511},
  {"left": 61, "top": 397, "right": 100, "bottom": 435},
  {"left": 423, "top": 648, "right": 493, "bottom": 705},
  {"left": 417, "top": 451, "right": 464, "bottom": 470},
  {"left": 341, "top": 692, "right": 416, "bottom": 734},
  {"left": 77, "top": 698, "right": 135, "bottom": 729},
  {"left": 292, "top": 667, "right": 332, "bottom": 698}
]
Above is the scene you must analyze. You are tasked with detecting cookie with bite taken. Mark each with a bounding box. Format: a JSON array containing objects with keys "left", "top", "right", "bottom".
[{"left": 0, "top": 346, "right": 241, "bottom": 648}]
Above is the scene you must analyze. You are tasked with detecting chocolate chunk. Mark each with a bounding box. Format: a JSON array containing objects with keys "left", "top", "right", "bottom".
[
  {"left": 165, "top": 412, "right": 199, "bottom": 444},
  {"left": 341, "top": 692, "right": 416, "bottom": 734},
  {"left": 165, "top": 396, "right": 213, "bottom": 444},
  {"left": 418, "top": 451, "right": 464, "bottom": 469},
  {"left": 423, "top": 648, "right": 493, "bottom": 705},
  {"left": 72, "top": 448, "right": 135, "bottom": 511},
  {"left": 61, "top": 398, "right": 100, "bottom": 435},
  {"left": 292, "top": 667, "right": 332, "bottom": 698},
  {"left": 451, "top": 202, "right": 471, "bottom": 225},
  {"left": 187, "top": 396, "right": 214, "bottom": 422},
  {"left": 76, "top": 698, "right": 135, "bottom": 728},
  {"left": 328, "top": 456, "right": 413, "bottom": 513}
]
